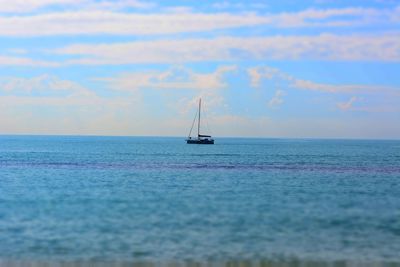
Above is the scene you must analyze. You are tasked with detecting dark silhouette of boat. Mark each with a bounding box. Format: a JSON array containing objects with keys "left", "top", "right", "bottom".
[{"left": 186, "top": 98, "right": 214, "bottom": 144}]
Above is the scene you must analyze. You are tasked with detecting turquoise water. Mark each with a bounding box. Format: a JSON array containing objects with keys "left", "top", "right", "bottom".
[{"left": 0, "top": 136, "right": 400, "bottom": 263}]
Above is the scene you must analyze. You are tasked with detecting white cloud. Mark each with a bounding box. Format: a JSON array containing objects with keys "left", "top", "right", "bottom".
[
  {"left": 0, "top": 0, "right": 80, "bottom": 13},
  {"left": 248, "top": 66, "right": 292, "bottom": 87},
  {"left": 292, "top": 78, "right": 400, "bottom": 96},
  {"left": 337, "top": 96, "right": 358, "bottom": 111},
  {"left": 163, "top": 6, "right": 193, "bottom": 14},
  {"left": 268, "top": 90, "right": 286, "bottom": 108},
  {"left": 248, "top": 66, "right": 400, "bottom": 95},
  {"left": 276, "top": 7, "right": 388, "bottom": 28},
  {"left": 247, "top": 67, "right": 263, "bottom": 88},
  {"left": 7, "top": 48, "right": 28, "bottom": 55},
  {"left": 0, "top": 6, "right": 398, "bottom": 36},
  {"left": 53, "top": 34, "right": 400, "bottom": 65},
  {"left": 0, "top": 74, "right": 146, "bottom": 135},
  {"left": 248, "top": 65, "right": 400, "bottom": 114},
  {"left": 95, "top": 65, "right": 235, "bottom": 120},
  {"left": 212, "top": 1, "right": 268, "bottom": 10},
  {"left": 0, "top": 73, "right": 229, "bottom": 136},
  {"left": 0, "top": 11, "right": 271, "bottom": 37},
  {"left": 0, "top": 72, "right": 398, "bottom": 138},
  {"left": 83, "top": 0, "right": 156, "bottom": 10},
  {"left": 0, "top": 94, "right": 145, "bottom": 135},
  {"left": 178, "top": 90, "right": 228, "bottom": 117},
  {"left": 3, "top": 32, "right": 400, "bottom": 67},
  {"left": 0, "top": 0, "right": 154, "bottom": 13},
  {"left": 96, "top": 65, "right": 237, "bottom": 92},
  {"left": 0, "top": 55, "right": 58, "bottom": 67},
  {"left": 0, "top": 74, "right": 94, "bottom": 97},
  {"left": 291, "top": 79, "right": 371, "bottom": 93}
]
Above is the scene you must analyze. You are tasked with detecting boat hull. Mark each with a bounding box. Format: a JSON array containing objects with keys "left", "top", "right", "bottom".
[{"left": 186, "top": 139, "right": 214, "bottom": 144}]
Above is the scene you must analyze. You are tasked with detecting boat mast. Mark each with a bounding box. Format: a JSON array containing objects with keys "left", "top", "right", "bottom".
[{"left": 198, "top": 98, "right": 201, "bottom": 137}]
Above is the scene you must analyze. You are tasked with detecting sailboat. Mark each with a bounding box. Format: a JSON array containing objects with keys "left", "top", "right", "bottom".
[{"left": 186, "top": 98, "right": 214, "bottom": 144}]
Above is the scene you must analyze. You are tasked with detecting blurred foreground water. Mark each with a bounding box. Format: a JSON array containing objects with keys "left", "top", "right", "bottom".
[
  {"left": 0, "top": 136, "right": 399, "bottom": 264},
  {"left": 1, "top": 260, "right": 400, "bottom": 267}
]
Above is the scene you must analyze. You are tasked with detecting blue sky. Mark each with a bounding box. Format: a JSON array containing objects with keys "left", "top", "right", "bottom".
[{"left": 0, "top": 0, "right": 399, "bottom": 138}]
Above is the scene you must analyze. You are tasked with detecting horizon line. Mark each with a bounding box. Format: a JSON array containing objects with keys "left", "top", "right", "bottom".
[{"left": 0, "top": 133, "right": 399, "bottom": 141}]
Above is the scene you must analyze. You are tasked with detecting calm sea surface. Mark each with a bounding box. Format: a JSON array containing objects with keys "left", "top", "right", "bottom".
[{"left": 0, "top": 136, "right": 400, "bottom": 264}]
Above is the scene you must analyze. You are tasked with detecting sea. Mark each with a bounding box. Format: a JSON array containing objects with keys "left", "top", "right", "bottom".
[{"left": 0, "top": 135, "right": 399, "bottom": 266}]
